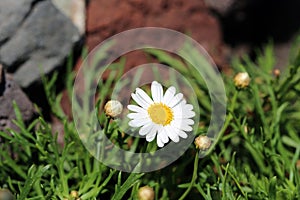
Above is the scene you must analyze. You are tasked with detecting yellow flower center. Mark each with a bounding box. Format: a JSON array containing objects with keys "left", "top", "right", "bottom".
[{"left": 147, "top": 103, "right": 173, "bottom": 126}]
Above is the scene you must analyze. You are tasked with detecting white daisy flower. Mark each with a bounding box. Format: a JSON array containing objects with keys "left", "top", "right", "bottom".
[{"left": 127, "top": 81, "right": 195, "bottom": 147}]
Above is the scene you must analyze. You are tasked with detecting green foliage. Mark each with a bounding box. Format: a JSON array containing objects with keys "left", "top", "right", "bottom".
[{"left": 0, "top": 40, "right": 300, "bottom": 200}]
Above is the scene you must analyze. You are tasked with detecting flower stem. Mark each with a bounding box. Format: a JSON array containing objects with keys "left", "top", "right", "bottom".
[
  {"left": 179, "top": 151, "right": 199, "bottom": 200},
  {"left": 104, "top": 116, "right": 111, "bottom": 135},
  {"left": 205, "top": 90, "right": 239, "bottom": 156},
  {"left": 95, "top": 116, "right": 111, "bottom": 169}
]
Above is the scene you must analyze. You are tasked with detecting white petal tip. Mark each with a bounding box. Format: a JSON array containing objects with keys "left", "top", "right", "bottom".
[
  {"left": 157, "top": 143, "right": 164, "bottom": 148},
  {"left": 146, "top": 137, "right": 155, "bottom": 142},
  {"left": 172, "top": 138, "right": 180, "bottom": 143},
  {"left": 128, "top": 121, "right": 141, "bottom": 127}
]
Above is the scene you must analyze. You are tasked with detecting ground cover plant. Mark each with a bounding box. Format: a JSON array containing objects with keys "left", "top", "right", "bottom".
[{"left": 0, "top": 38, "right": 300, "bottom": 200}]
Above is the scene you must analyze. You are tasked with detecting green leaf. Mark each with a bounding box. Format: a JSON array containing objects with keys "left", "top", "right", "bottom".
[
  {"left": 111, "top": 173, "right": 144, "bottom": 200},
  {"left": 269, "top": 176, "right": 277, "bottom": 200},
  {"left": 18, "top": 165, "right": 51, "bottom": 199}
]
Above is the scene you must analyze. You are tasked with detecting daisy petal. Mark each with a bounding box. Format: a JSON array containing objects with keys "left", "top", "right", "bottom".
[
  {"left": 174, "top": 112, "right": 196, "bottom": 119},
  {"left": 127, "top": 105, "right": 146, "bottom": 113},
  {"left": 171, "top": 120, "right": 193, "bottom": 132},
  {"left": 180, "top": 124, "right": 193, "bottom": 132},
  {"left": 183, "top": 104, "right": 194, "bottom": 111},
  {"left": 172, "top": 108, "right": 182, "bottom": 118},
  {"left": 157, "top": 137, "right": 164, "bottom": 147},
  {"left": 169, "top": 93, "right": 184, "bottom": 108},
  {"left": 183, "top": 119, "right": 194, "bottom": 125},
  {"left": 163, "top": 86, "right": 176, "bottom": 105},
  {"left": 132, "top": 93, "right": 149, "bottom": 109},
  {"left": 127, "top": 112, "right": 148, "bottom": 120},
  {"left": 177, "top": 129, "right": 188, "bottom": 138},
  {"left": 158, "top": 128, "right": 169, "bottom": 144},
  {"left": 173, "top": 107, "right": 195, "bottom": 119},
  {"left": 139, "top": 123, "right": 154, "bottom": 136},
  {"left": 182, "top": 110, "right": 196, "bottom": 118},
  {"left": 165, "top": 125, "right": 180, "bottom": 143},
  {"left": 151, "top": 81, "right": 163, "bottom": 102},
  {"left": 181, "top": 99, "right": 187, "bottom": 104},
  {"left": 146, "top": 131, "right": 157, "bottom": 142},
  {"left": 129, "top": 118, "right": 151, "bottom": 127},
  {"left": 172, "top": 100, "right": 186, "bottom": 114},
  {"left": 136, "top": 88, "right": 154, "bottom": 105}
]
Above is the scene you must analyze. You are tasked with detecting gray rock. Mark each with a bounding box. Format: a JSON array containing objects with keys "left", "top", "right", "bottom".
[
  {"left": 0, "top": 0, "right": 81, "bottom": 88},
  {"left": 0, "top": 65, "right": 36, "bottom": 133},
  {"left": 52, "top": 0, "right": 86, "bottom": 35},
  {"left": 0, "top": 0, "right": 38, "bottom": 45}
]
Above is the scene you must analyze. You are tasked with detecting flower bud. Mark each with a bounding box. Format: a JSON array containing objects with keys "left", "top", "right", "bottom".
[
  {"left": 0, "top": 189, "right": 15, "bottom": 200},
  {"left": 104, "top": 100, "right": 123, "bottom": 117},
  {"left": 234, "top": 72, "right": 250, "bottom": 88},
  {"left": 296, "top": 160, "right": 300, "bottom": 170},
  {"left": 194, "top": 135, "right": 211, "bottom": 150},
  {"left": 274, "top": 69, "right": 280, "bottom": 77},
  {"left": 70, "top": 190, "right": 79, "bottom": 198},
  {"left": 138, "top": 186, "right": 154, "bottom": 200}
]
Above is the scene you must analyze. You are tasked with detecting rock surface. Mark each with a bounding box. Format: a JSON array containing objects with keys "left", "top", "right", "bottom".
[
  {"left": 52, "top": 0, "right": 86, "bottom": 35},
  {"left": 86, "top": 0, "right": 228, "bottom": 68},
  {"left": 0, "top": 65, "right": 36, "bottom": 132},
  {"left": 0, "top": 0, "right": 81, "bottom": 88},
  {"left": 204, "top": 0, "right": 236, "bottom": 15}
]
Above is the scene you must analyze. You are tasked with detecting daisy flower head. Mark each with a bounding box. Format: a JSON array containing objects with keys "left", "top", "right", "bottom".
[{"left": 127, "top": 81, "right": 195, "bottom": 147}]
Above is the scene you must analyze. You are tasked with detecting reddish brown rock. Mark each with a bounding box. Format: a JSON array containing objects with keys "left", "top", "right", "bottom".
[
  {"left": 58, "top": 0, "right": 229, "bottom": 132},
  {"left": 86, "top": 0, "right": 227, "bottom": 68}
]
